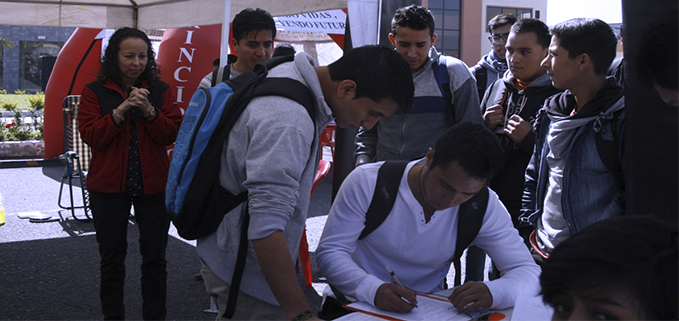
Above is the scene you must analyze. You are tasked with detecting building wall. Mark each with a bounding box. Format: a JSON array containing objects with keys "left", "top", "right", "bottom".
[{"left": 0, "top": 25, "right": 75, "bottom": 93}]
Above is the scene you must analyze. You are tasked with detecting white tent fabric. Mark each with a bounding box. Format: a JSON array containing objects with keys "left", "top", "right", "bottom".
[
  {"left": 0, "top": 0, "right": 348, "bottom": 30},
  {"left": 347, "top": 0, "right": 380, "bottom": 47}
]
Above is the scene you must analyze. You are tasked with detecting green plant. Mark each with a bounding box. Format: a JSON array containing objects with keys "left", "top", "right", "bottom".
[
  {"left": 1, "top": 101, "right": 18, "bottom": 113},
  {"left": 0, "top": 89, "right": 7, "bottom": 95},
  {"left": 0, "top": 35, "right": 14, "bottom": 50},
  {"left": 1, "top": 98, "right": 43, "bottom": 142},
  {"left": 13, "top": 89, "right": 26, "bottom": 95},
  {"left": 27, "top": 94, "right": 44, "bottom": 110}
]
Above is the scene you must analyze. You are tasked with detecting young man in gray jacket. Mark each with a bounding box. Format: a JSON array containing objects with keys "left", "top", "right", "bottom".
[
  {"left": 470, "top": 14, "right": 518, "bottom": 101},
  {"left": 354, "top": 5, "right": 481, "bottom": 166},
  {"left": 196, "top": 45, "right": 414, "bottom": 321}
]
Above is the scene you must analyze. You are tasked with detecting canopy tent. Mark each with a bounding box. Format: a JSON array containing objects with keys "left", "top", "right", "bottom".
[{"left": 0, "top": 0, "right": 348, "bottom": 30}]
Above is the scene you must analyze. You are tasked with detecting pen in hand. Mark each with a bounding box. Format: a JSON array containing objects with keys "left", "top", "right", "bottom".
[{"left": 386, "top": 266, "right": 418, "bottom": 308}]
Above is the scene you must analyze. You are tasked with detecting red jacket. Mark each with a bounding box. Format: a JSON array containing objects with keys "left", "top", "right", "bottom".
[{"left": 79, "top": 79, "right": 182, "bottom": 194}]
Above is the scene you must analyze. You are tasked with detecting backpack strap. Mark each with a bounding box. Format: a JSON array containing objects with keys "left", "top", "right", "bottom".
[
  {"left": 473, "top": 64, "right": 488, "bottom": 102},
  {"left": 223, "top": 57, "right": 317, "bottom": 319},
  {"left": 330, "top": 160, "right": 408, "bottom": 306},
  {"left": 452, "top": 186, "right": 489, "bottom": 286},
  {"left": 433, "top": 57, "right": 454, "bottom": 125},
  {"left": 358, "top": 160, "right": 410, "bottom": 240},
  {"left": 595, "top": 109, "right": 625, "bottom": 191},
  {"left": 225, "top": 206, "right": 249, "bottom": 318},
  {"left": 211, "top": 64, "right": 231, "bottom": 87},
  {"left": 252, "top": 78, "right": 316, "bottom": 126}
]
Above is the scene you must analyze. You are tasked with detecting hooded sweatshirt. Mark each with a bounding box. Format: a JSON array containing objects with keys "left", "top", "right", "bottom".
[
  {"left": 354, "top": 47, "right": 481, "bottom": 162},
  {"left": 196, "top": 53, "right": 333, "bottom": 306},
  {"left": 470, "top": 50, "right": 510, "bottom": 100},
  {"left": 480, "top": 70, "right": 562, "bottom": 221}
]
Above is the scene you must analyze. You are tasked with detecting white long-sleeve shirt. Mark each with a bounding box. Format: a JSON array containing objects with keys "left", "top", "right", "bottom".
[{"left": 316, "top": 160, "right": 541, "bottom": 309}]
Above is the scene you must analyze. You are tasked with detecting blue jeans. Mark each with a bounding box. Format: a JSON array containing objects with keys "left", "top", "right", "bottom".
[{"left": 90, "top": 192, "right": 170, "bottom": 320}]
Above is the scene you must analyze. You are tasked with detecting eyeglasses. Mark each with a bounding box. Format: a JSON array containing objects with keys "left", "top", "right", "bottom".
[{"left": 489, "top": 33, "right": 510, "bottom": 43}]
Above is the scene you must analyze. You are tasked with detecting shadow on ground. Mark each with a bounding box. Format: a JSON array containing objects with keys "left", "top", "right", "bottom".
[{"left": 0, "top": 222, "right": 214, "bottom": 320}]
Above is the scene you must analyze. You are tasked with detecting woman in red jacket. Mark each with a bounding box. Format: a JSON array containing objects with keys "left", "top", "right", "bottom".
[{"left": 78, "top": 27, "right": 182, "bottom": 320}]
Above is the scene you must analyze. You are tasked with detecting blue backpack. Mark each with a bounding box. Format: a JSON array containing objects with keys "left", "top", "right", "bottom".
[{"left": 166, "top": 55, "right": 316, "bottom": 240}]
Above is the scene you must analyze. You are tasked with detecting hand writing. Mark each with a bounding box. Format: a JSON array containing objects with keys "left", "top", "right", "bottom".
[
  {"left": 375, "top": 283, "right": 418, "bottom": 313},
  {"left": 448, "top": 281, "right": 492, "bottom": 314}
]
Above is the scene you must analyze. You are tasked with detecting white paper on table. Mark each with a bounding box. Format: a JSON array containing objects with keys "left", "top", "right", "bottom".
[
  {"left": 511, "top": 295, "right": 554, "bottom": 321},
  {"left": 344, "top": 294, "right": 497, "bottom": 321}
]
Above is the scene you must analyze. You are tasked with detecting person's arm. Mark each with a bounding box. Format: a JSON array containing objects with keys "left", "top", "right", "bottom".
[
  {"left": 78, "top": 85, "right": 126, "bottom": 149},
  {"left": 253, "top": 231, "right": 313, "bottom": 320},
  {"left": 316, "top": 165, "right": 390, "bottom": 306},
  {"left": 243, "top": 98, "right": 317, "bottom": 319},
  {"left": 138, "top": 84, "right": 182, "bottom": 145},
  {"left": 519, "top": 110, "right": 547, "bottom": 241},
  {"left": 448, "top": 61, "right": 483, "bottom": 124},
  {"left": 469, "top": 191, "right": 542, "bottom": 310},
  {"left": 354, "top": 126, "right": 377, "bottom": 166}
]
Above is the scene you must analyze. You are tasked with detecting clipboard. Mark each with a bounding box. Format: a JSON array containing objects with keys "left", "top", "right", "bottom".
[{"left": 343, "top": 294, "right": 506, "bottom": 321}]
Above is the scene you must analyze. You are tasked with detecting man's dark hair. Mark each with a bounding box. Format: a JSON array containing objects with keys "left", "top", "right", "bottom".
[
  {"left": 232, "top": 8, "right": 276, "bottom": 43},
  {"left": 97, "top": 27, "right": 159, "bottom": 84},
  {"left": 430, "top": 122, "right": 503, "bottom": 180},
  {"left": 328, "top": 45, "right": 414, "bottom": 111},
  {"left": 273, "top": 43, "right": 296, "bottom": 57},
  {"left": 488, "top": 13, "right": 518, "bottom": 33},
  {"left": 212, "top": 58, "right": 220, "bottom": 68},
  {"left": 541, "top": 215, "right": 678, "bottom": 320},
  {"left": 391, "top": 5, "right": 436, "bottom": 37},
  {"left": 636, "top": 20, "right": 678, "bottom": 90},
  {"left": 550, "top": 18, "right": 617, "bottom": 76},
  {"left": 511, "top": 18, "right": 550, "bottom": 49}
]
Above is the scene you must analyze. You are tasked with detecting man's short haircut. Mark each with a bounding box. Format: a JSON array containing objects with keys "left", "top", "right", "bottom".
[
  {"left": 488, "top": 13, "right": 518, "bottom": 33},
  {"left": 232, "top": 8, "right": 276, "bottom": 43},
  {"left": 636, "top": 20, "right": 678, "bottom": 90},
  {"left": 273, "top": 43, "right": 296, "bottom": 58},
  {"left": 391, "top": 4, "right": 436, "bottom": 37},
  {"left": 511, "top": 18, "right": 550, "bottom": 49},
  {"left": 550, "top": 18, "right": 617, "bottom": 76},
  {"left": 327, "top": 45, "right": 414, "bottom": 111},
  {"left": 430, "top": 122, "right": 503, "bottom": 180},
  {"left": 541, "top": 215, "right": 678, "bottom": 320}
]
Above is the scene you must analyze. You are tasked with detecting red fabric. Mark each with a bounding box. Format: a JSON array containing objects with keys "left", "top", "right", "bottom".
[
  {"left": 529, "top": 230, "right": 550, "bottom": 259},
  {"left": 79, "top": 79, "right": 182, "bottom": 194}
]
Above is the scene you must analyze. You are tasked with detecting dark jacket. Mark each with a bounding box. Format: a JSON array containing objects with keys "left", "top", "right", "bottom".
[
  {"left": 480, "top": 71, "right": 562, "bottom": 222},
  {"left": 79, "top": 79, "right": 182, "bottom": 194}
]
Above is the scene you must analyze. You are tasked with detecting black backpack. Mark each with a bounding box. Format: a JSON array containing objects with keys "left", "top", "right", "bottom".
[
  {"left": 165, "top": 55, "right": 316, "bottom": 318},
  {"left": 330, "top": 160, "right": 489, "bottom": 305}
]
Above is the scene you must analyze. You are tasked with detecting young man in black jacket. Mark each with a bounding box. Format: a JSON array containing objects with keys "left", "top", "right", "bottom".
[{"left": 466, "top": 18, "right": 561, "bottom": 281}]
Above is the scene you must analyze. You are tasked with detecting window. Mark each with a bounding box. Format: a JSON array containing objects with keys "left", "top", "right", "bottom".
[
  {"left": 487, "top": 6, "right": 533, "bottom": 25},
  {"left": 428, "top": 0, "right": 461, "bottom": 57},
  {"left": 20, "top": 41, "right": 63, "bottom": 92}
]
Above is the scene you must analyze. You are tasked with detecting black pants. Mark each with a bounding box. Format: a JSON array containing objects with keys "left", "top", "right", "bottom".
[{"left": 90, "top": 192, "right": 170, "bottom": 320}]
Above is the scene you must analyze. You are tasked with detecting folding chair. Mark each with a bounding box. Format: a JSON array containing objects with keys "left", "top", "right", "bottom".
[
  {"left": 320, "top": 122, "right": 336, "bottom": 162},
  {"left": 57, "top": 95, "right": 92, "bottom": 221},
  {"left": 298, "top": 159, "right": 332, "bottom": 287}
]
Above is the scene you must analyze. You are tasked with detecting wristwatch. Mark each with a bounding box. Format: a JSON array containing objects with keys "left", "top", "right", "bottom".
[
  {"left": 145, "top": 108, "right": 157, "bottom": 120},
  {"left": 291, "top": 310, "right": 314, "bottom": 321}
]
